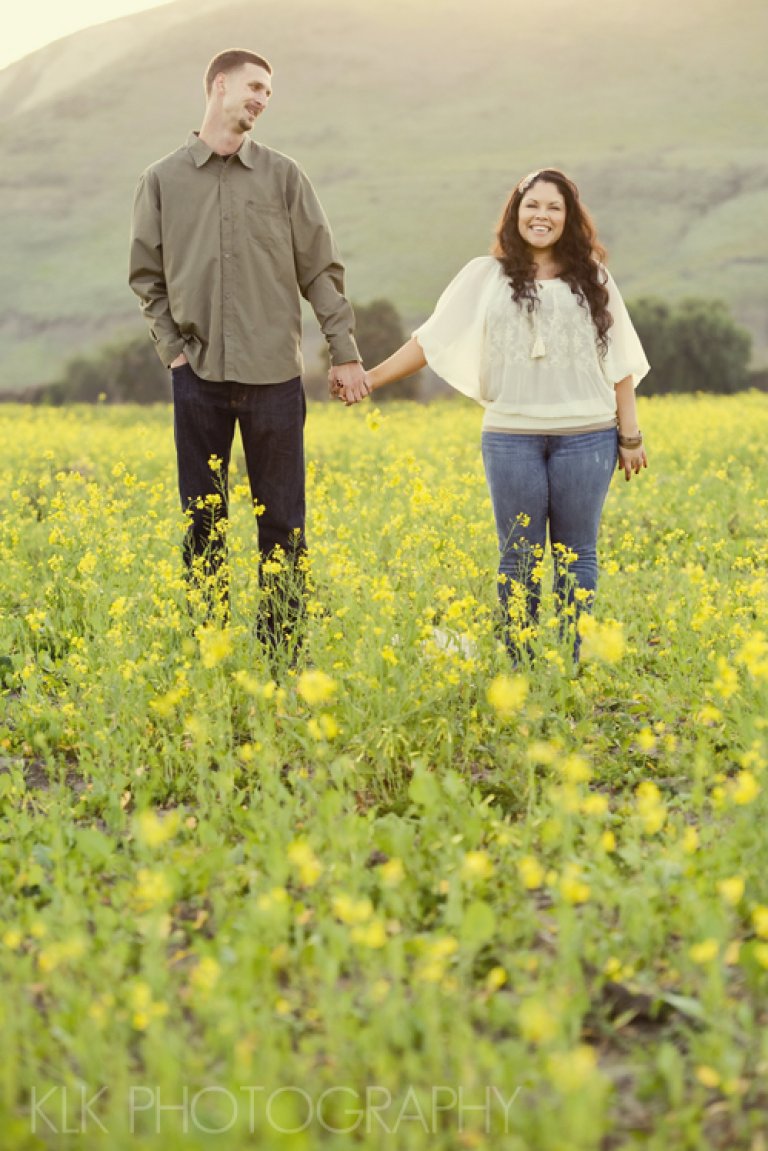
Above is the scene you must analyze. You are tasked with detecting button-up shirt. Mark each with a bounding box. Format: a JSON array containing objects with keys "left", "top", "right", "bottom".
[{"left": 129, "top": 132, "right": 360, "bottom": 383}]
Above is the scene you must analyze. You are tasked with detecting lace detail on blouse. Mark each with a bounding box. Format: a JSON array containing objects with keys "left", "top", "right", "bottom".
[{"left": 413, "top": 257, "right": 649, "bottom": 432}]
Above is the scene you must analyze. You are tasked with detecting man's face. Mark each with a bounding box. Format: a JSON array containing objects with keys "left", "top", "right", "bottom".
[{"left": 219, "top": 63, "right": 273, "bottom": 133}]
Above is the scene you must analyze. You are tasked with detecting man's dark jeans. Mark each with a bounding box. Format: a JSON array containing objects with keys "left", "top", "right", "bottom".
[{"left": 172, "top": 364, "right": 307, "bottom": 648}]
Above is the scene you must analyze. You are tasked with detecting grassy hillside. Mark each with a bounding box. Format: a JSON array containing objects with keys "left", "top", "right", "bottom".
[{"left": 1, "top": 0, "right": 767, "bottom": 388}]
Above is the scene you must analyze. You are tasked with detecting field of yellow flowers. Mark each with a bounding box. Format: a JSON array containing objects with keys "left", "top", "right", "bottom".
[{"left": 1, "top": 393, "right": 767, "bottom": 1150}]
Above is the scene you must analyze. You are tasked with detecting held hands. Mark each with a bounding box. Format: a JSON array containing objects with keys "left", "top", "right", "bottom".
[{"left": 328, "top": 361, "right": 370, "bottom": 405}]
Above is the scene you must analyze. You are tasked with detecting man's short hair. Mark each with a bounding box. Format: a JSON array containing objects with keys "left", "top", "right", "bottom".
[{"left": 204, "top": 49, "right": 273, "bottom": 95}]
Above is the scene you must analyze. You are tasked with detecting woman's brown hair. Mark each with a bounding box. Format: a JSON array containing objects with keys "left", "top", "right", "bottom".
[{"left": 493, "top": 169, "right": 612, "bottom": 354}]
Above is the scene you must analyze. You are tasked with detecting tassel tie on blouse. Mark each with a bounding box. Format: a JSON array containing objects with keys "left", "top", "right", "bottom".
[{"left": 529, "top": 310, "right": 546, "bottom": 359}]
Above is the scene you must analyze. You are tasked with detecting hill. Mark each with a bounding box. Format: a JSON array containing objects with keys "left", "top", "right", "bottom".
[{"left": 1, "top": 0, "right": 767, "bottom": 388}]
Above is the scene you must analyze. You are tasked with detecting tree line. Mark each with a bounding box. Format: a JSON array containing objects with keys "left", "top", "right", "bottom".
[{"left": 7, "top": 295, "right": 761, "bottom": 405}]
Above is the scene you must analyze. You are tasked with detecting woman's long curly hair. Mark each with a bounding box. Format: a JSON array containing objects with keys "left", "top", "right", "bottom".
[{"left": 493, "top": 169, "right": 612, "bottom": 354}]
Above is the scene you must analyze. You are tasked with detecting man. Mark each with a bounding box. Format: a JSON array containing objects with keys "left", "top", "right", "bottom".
[{"left": 129, "top": 48, "right": 367, "bottom": 649}]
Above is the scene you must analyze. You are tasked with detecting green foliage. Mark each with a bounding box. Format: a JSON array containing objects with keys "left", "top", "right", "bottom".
[
  {"left": 1, "top": 396, "right": 768, "bottom": 1147},
  {"left": 1, "top": 396, "right": 768, "bottom": 1146},
  {"left": 629, "top": 297, "right": 752, "bottom": 395},
  {"left": 30, "top": 336, "right": 170, "bottom": 405},
  {"left": 355, "top": 298, "right": 421, "bottom": 401}
]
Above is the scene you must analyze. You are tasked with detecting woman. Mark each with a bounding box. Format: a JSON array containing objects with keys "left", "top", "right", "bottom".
[{"left": 334, "top": 169, "right": 649, "bottom": 662}]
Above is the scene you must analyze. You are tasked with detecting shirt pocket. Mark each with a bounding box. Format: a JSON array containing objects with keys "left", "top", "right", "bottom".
[{"left": 246, "top": 201, "right": 291, "bottom": 248}]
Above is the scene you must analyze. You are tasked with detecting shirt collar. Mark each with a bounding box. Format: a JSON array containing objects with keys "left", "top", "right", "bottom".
[{"left": 186, "top": 131, "right": 256, "bottom": 169}]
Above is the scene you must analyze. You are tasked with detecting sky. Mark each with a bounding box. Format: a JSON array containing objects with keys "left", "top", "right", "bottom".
[{"left": 0, "top": 0, "right": 174, "bottom": 71}]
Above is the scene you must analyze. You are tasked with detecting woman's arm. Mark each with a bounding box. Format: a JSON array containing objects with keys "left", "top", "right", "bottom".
[
  {"left": 334, "top": 258, "right": 497, "bottom": 404},
  {"left": 615, "top": 375, "right": 647, "bottom": 482},
  {"left": 367, "top": 337, "right": 428, "bottom": 394}
]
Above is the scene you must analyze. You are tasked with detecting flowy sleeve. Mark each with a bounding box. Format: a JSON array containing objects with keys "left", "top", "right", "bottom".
[
  {"left": 412, "top": 257, "right": 500, "bottom": 402},
  {"left": 602, "top": 269, "right": 650, "bottom": 387}
]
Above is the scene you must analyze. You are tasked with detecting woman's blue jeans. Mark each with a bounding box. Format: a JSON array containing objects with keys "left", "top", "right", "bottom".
[{"left": 481, "top": 427, "right": 618, "bottom": 661}]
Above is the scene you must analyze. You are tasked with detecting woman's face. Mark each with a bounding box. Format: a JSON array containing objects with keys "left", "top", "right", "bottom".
[{"left": 517, "top": 180, "right": 567, "bottom": 252}]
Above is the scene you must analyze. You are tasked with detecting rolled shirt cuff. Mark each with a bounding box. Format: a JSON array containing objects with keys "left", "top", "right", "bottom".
[
  {"left": 328, "top": 335, "right": 361, "bottom": 366},
  {"left": 155, "top": 336, "right": 186, "bottom": 368}
]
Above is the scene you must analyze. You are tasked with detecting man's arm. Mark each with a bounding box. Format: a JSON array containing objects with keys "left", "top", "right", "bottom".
[
  {"left": 287, "top": 166, "right": 365, "bottom": 377},
  {"left": 128, "top": 171, "right": 186, "bottom": 368}
]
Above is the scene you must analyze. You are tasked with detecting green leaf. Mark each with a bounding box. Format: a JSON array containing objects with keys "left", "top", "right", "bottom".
[
  {"left": 460, "top": 901, "right": 496, "bottom": 946},
  {"left": 408, "top": 768, "right": 441, "bottom": 808}
]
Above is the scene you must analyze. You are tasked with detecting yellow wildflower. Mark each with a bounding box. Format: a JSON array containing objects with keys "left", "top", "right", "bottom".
[
  {"left": 134, "top": 809, "right": 180, "bottom": 849},
  {"left": 297, "top": 669, "right": 336, "bottom": 705},
  {"left": 134, "top": 868, "right": 173, "bottom": 910},
  {"left": 689, "top": 938, "right": 719, "bottom": 964},
  {"left": 751, "top": 906, "right": 768, "bottom": 939},
  {"left": 600, "top": 830, "right": 617, "bottom": 853},
  {"left": 351, "top": 919, "right": 388, "bottom": 949},
  {"left": 712, "top": 657, "right": 739, "bottom": 700},
  {"left": 636, "top": 728, "right": 656, "bottom": 752},
  {"left": 559, "top": 863, "right": 591, "bottom": 905},
  {"left": 696, "top": 1066, "right": 721, "bottom": 1089},
  {"left": 560, "top": 754, "right": 592, "bottom": 784},
  {"left": 735, "top": 632, "right": 768, "bottom": 680},
  {"left": 716, "top": 876, "right": 745, "bottom": 906},
  {"left": 287, "top": 840, "right": 323, "bottom": 887},
  {"left": 682, "top": 826, "right": 700, "bottom": 854},
  {"left": 581, "top": 794, "right": 609, "bottom": 816},
  {"left": 487, "top": 674, "right": 529, "bottom": 717},
  {"left": 3, "top": 929, "right": 23, "bottom": 950},
  {"left": 461, "top": 851, "right": 495, "bottom": 882},
  {"left": 518, "top": 855, "right": 545, "bottom": 890},
  {"left": 754, "top": 944, "right": 768, "bottom": 970},
  {"left": 77, "top": 551, "right": 98, "bottom": 576},
  {"left": 518, "top": 998, "right": 559, "bottom": 1045},
  {"left": 332, "top": 894, "right": 373, "bottom": 925},
  {"left": 635, "top": 781, "right": 667, "bottom": 835},
  {"left": 415, "top": 936, "right": 458, "bottom": 983},
  {"left": 197, "top": 626, "right": 233, "bottom": 668},
  {"left": 485, "top": 966, "right": 508, "bottom": 992},
  {"left": 731, "top": 771, "right": 760, "bottom": 805},
  {"left": 129, "top": 981, "right": 168, "bottom": 1031},
  {"left": 546, "top": 1046, "right": 599, "bottom": 1093},
  {"left": 189, "top": 956, "right": 221, "bottom": 996},
  {"left": 379, "top": 858, "right": 405, "bottom": 887},
  {"left": 578, "top": 616, "right": 626, "bottom": 663}
]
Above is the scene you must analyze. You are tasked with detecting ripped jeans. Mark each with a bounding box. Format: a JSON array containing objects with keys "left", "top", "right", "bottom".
[{"left": 481, "top": 427, "right": 618, "bottom": 662}]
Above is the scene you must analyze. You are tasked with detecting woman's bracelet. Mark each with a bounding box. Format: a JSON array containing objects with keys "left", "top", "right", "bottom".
[{"left": 617, "top": 429, "right": 643, "bottom": 449}]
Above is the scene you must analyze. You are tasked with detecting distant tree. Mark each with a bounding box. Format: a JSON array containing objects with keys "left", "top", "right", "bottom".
[
  {"left": 669, "top": 299, "right": 752, "bottom": 394},
  {"left": 625, "top": 298, "right": 675, "bottom": 387},
  {"left": 31, "top": 336, "right": 170, "bottom": 404},
  {"left": 321, "top": 298, "right": 421, "bottom": 401},
  {"left": 628, "top": 297, "right": 751, "bottom": 395},
  {"left": 108, "top": 336, "right": 171, "bottom": 403},
  {"left": 33, "top": 356, "right": 103, "bottom": 405},
  {"left": 748, "top": 366, "right": 768, "bottom": 392}
]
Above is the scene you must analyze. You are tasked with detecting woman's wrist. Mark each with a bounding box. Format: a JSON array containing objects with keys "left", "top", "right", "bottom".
[{"left": 617, "top": 427, "right": 643, "bottom": 448}]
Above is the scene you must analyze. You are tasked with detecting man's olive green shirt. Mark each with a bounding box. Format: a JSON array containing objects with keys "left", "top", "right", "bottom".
[{"left": 129, "top": 132, "right": 360, "bottom": 383}]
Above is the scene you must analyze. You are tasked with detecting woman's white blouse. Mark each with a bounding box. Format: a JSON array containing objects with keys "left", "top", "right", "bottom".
[{"left": 413, "top": 256, "right": 650, "bottom": 432}]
